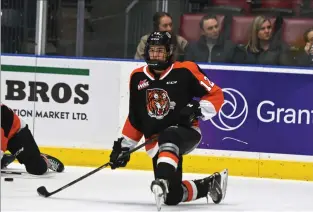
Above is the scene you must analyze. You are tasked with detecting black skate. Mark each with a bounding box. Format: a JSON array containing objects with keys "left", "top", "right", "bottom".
[
  {"left": 205, "top": 168, "right": 228, "bottom": 204},
  {"left": 1, "top": 154, "right": 16, "bottom": 169},
  {"left": 150, "top": 179, "right": 169, "bottom": 211},
  {"left": 41, "top": 153, "right": 65, "bottom": 172}
]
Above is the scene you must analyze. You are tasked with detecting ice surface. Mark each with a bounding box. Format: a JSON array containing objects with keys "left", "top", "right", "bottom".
[{"left": 2, "top": 164, "right": 313, "bottom": 211}]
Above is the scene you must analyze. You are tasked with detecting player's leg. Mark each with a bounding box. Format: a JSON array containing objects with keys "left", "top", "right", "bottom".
[
  {"left": 1, "top": 104, "right": 24, "bottom": 169},
  {"left": 7, "top": 124, "right": 64, "bottom": 175},
  {"left": 179, "top": 128, "right": 228, "bottom": 204},
  {"left": 152, "top": 153, "right": 184, "bottom": 207},
  {"left": 151, "top": 126, "right": 227, "bottom": 207},
  {"left": 1, "top": 153, "right": 16, "bottom": 169},
  {"left": 150, "top": 126, "right": 200, "bottom": 207}
]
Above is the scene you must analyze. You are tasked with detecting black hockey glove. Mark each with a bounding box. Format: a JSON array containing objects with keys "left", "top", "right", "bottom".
[
  {"left": 179, "top": 100, "right": 202, "bottom": 127},
  {"left": 109, "top": 137, "right": 130, "bottom": 170}
]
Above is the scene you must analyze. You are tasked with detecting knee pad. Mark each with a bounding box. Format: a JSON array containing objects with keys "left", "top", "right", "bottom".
[
  {"left": 158, "top": 127, "right": 180, "bottom": 155},
  {"left": 7, "top": 125, "right": 41, "bottom": 164},
  {"left": 155, "top": 128, "right": 181, "bottom": 179},
  {"left": 25, "top": 155, "right": 48, "bottom": 175}
]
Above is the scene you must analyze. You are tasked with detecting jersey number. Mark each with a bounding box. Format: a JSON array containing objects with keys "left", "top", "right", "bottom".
[{"left": 200, "top": 76, "right": 214, "bottom": 92}]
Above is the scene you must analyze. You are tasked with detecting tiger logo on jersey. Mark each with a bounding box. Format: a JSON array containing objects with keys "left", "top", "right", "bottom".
[{"left": 146, "top": 88, "right": 176, "bottom": 120}]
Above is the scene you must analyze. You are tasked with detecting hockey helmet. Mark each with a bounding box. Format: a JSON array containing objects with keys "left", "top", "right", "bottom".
[{"left": 144, "top": 31, "right": 176, "bottom": 71}]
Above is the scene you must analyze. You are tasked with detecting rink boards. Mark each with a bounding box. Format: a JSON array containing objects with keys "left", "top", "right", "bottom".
[{"left": 1, "top": 55, "right": 313, "bottom": 181}]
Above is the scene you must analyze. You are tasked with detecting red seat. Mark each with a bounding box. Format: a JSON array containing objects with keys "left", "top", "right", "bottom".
[
  {"left": 260, "top": 0, "right": 294, "bottom": 9},
  {"left": 261, "top": 0, "right": 303, "bottom": 12},
  {"left": 292, "top": 0, "right": 304, "bottom": 15},
  {"left": 230, "top": 16, "right": 276, "bottom": 44},
  {"left": 212, "top": 0, "right": 251, "bottom": 13},
  {"left": 281, "top": 18, "right": 313, "bottom": 47},
  {"left": 252, "top": 0, "right": 302, "bottom": 16},
  {"left": 179, "top": 14, "right": 225, "bottom": 42}
]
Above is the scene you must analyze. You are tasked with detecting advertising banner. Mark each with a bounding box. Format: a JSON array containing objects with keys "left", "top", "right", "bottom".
[
  {"left": 199, "top": 69, "right": 313, "bottom": 156},
  {"left": 1, "top": 57, "right": 121, "bottom": 148}
]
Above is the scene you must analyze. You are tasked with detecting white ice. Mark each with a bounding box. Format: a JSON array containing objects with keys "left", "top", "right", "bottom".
[{"left": 2, "top": 164, "right": 313, "bottom": 211}]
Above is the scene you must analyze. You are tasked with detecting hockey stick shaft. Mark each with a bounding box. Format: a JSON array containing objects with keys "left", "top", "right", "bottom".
[
  {"left": 1, "top": 170, "right": 22, "bottom": 175},
  {"left": 37, "top": 138, "right": 155, "bottom": 197}
]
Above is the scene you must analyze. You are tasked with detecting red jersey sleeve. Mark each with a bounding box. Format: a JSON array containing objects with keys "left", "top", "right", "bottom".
[{"left": 184, "top": 62, "right": 224, "bottom": 121}]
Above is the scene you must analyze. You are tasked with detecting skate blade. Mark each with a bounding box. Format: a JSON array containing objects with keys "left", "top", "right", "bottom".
[
  {"left": 152, "top": 185, "right": 164, "bottom": 211},
  {"left": 220, "top": 169, "right": 228, "bottom": 201}
]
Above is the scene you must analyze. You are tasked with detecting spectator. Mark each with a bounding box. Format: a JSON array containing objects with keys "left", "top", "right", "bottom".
[
  {"left": 134, "top": 12, "right": 188, "bottom": 61},
  {"left": 295, "top": 27, "right": 313, "bottom": 67},
  {"left": 234, "top": 16, "right": 290, "bottom": 66},
  {"left": 184, "top": 15, "right": 236, "bottom": 63}
]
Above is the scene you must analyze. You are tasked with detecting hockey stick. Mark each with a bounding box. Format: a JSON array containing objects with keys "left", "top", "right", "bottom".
[
  {"left": 37, "top": 138, "right": 155, "bottom": 198},
  {"left": 2, "top": 170, "right": 56, "bottom": 179},
  {"left": 1, "top": 170, "right": 22, "bottom": 175}
]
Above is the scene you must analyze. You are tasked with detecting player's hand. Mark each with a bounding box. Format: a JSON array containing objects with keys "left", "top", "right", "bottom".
[
  {"left": 109, "top": 137, "right": 130, "bottom": 169},
  {"left": 178, "top": 100, "right": 202, "bottom": 127}
]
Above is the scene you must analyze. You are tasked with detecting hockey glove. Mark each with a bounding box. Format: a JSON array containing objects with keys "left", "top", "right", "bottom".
[
  {"left": 109, "top": 137, "right": 130, "bottom": 170},
  {"left": 179, "top": 100, "right": 202, "bottom": 127}
]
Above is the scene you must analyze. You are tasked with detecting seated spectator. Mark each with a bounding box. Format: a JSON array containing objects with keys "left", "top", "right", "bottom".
[
  {"left": 184, "top": 15, "right": 236, "bottom": 63},
  {"left": 134, "top": 12, "right": 188, "bottom": 61},
  {"left": 234, "top": 16, "right": 290, "bottom": 66},
  {"left": 295, "top": 27, "right": 313, "bottom": 67}
]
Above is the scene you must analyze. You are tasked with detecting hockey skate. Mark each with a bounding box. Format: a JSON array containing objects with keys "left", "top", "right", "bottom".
[
  {"left": 1, "top": 154, "right": 16, "bottom": 169},
  {"left": 150, "top": 179, "right": 169, "bottom": 211},
  {"left": 205, "top": 168, "right": 228, "bottom": 204},
  {"left": 41, "top": 153, "right": 65, "bottom": 173}
]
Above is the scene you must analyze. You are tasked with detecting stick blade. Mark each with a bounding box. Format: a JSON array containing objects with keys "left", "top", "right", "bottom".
[{"left": 37, "top": 186, "right": 50, "bottom": 198}]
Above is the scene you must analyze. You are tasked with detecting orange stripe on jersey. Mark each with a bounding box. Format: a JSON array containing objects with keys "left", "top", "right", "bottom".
[
  {"left": 145, "top": 139, "right": 158, "bottom": 157},
  {"left": 201, "top": 87, "right": 224, "bottom": 112},
  {"left": 122, "top": 118, "right": 143, "bottom": 142},
  {"left": 145, "top": 135, "right": 158, "bottom": 150},
  {"left": 129, "top": 66, "right": 144, "bottom": 88},
  {"left": 182, "top": 181, "right": 194, "bottom": 202}
]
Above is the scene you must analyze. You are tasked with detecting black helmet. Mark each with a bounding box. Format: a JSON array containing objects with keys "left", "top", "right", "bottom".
[{"left": 144, "top": 31, "right": 176, "bottom": 71}]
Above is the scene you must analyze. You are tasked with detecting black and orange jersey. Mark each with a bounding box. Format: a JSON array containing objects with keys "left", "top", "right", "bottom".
[
  {"left": 1, "top": 104, "right": 22, "bottom": 152},
  {"left": 121, "top": 61, "right": 224, "bottom": 157}
]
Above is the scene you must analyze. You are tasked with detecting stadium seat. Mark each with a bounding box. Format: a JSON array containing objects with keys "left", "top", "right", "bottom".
[
  {"left": 292, "top": 0, "right": 304, "bottom": 16},
  {"left": 251, "top": 0, "right": 300, "bottom": 16},
  {"left": 300, "top": 0, "right": 313, "bottom": 17},
  {"left": 281, "top": 17, "right": 313, "bottom": 47},
  {"left": 179, "top": 14, "right": 225, "bottom": 42},
  {"left": 260, "top": 0, "right": 294, "bottom": 9},
  {"left": 230, "top": 16, "right": 276, "bottom": 44},
  {"left": 210, "top": 0, "right": 251, "bottom": 14}
]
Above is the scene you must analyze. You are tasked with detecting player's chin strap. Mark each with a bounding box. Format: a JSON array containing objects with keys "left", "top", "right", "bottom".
[{"left": 36, "top": 138, "right": 156, "bottom": 198}]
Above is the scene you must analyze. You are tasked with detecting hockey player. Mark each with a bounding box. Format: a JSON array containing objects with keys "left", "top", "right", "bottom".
[
  {"left": 1, "top": 104, "right": 64, "bottom": 175},
  {"left": 109, "top": 31, "right": 228, "bottom": 210}
]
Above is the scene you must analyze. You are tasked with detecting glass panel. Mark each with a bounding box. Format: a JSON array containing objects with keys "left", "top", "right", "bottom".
[
  {"left": 2, "top": 0, "right": 313, "bottom": 65},
  {"left": 1, "top": 0, "right": 37, "bottom": 54}
]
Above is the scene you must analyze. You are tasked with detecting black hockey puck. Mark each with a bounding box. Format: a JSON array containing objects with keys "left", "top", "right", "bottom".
[{"left": 4, "top": 177, "right": 14, "bottom": 182}]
